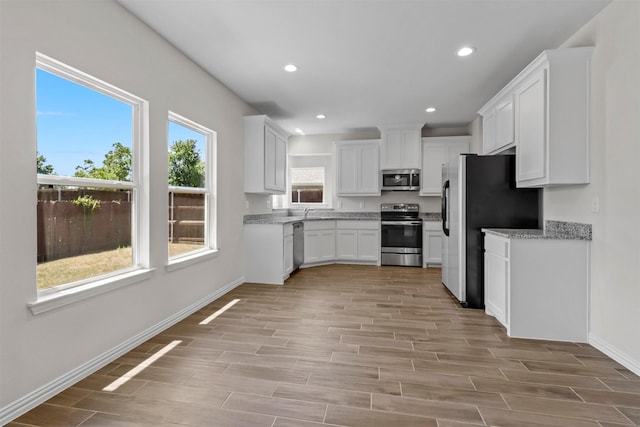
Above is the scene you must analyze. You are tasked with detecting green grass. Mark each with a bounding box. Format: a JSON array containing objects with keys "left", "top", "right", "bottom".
[{"left": 37, "top": 243, "right": 204, "bottom": 290}]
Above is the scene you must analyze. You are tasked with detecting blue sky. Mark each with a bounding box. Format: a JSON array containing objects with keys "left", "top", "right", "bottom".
[{"left": 36, "top": 69, "right": 205, "bottom": 178}]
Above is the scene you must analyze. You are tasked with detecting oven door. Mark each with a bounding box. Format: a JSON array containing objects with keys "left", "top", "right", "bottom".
[{"left": 380, "top": 221, "right": 423, "bottom": 253}]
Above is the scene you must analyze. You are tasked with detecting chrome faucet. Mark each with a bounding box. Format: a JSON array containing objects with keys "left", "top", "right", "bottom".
[{"left": 304, "top": 207, "right": 311, "bottom": 218}]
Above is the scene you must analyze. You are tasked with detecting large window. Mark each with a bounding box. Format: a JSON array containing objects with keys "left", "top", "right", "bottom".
[
  {"left": 168, "top": 112, "right": 216, "bottom": 261},
  {"left": 35, "top": 53, "right": 145, "bottom": 293}
]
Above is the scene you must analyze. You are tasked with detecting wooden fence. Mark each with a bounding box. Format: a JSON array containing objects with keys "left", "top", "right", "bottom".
[
  {"left": 37, "top": 189, "right": 204, "bottom": 263},
  {"left": 168, "top": 193, "right": 205, "bottom": 244}
]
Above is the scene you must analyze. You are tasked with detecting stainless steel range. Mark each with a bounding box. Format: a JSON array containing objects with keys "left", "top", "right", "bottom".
[{"left": 380, "top": 203, "right": 423, "bottom": 267}]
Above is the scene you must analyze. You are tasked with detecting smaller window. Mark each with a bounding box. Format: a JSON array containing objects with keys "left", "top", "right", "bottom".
[
  {"left": 290, "top": 167, "right": 325, "bottom": 204},
  {"left": 168, "top": 112, "right": 216, "bottom": 261}
]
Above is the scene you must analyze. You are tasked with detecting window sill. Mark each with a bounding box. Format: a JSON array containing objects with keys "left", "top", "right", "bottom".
[
  {"left": 29, "top": 268, "right": 155, "bottom": 315},
  {"left": 166, "top": 248, "right": 219, "bottom": 272}
]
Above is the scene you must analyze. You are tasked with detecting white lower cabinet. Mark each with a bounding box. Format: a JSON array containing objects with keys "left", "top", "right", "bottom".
[
  {"left": 244, "top": 223, "right": 293, "bottom": 285},
  {"left": 423, "top": 221, "right": 443, "bottom": 267},
  {"left": 335, "top": 220, "right": 379, "bottom": 263},
  {"left": 247, "top": 219, "right": 381, "bottom": 282},
  {"left": 483, "top": 232, "right": 589, "bottom": 342},
  {"left": 483, "top": 235, "right": 509, "bottom": 326},
  {"left": 304, "top": 221, "right": 336, "bottom": 265},
  {"left": 336, "top": 230, "right": 358, "bottom": 260}
]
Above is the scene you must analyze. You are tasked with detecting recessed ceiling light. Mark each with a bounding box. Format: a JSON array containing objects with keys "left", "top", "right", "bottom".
[
  {"left": 294, "top": 128, "right": 305, "bottom": 135},
  {"left": 284, "top": 64, "right": 298, "bottom": 72},
  {"left": 316, "top": 114, "right": 326, "bottom": 119},
  {"left": 425, "top": 107, "right": 437, "bottom": 113},
  {"left": 457, "top": 46, "right": 475, "bottom": 57}
]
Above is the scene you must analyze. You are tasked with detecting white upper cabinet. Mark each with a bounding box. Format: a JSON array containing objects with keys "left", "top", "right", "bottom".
[
  {"left": 515, "top": 66, "right": 547, "bottom": 182},
  {"left": 515, "top": 48, "right": 592, "bottom": 187},
  {"left": 479, "top": 47, "right": 593, "bottom": 187},
  {"left": 420, "top": 136, "right": 470, "bottom": 196},
  {"left": 244, "top": 114, "right": 288, "bottom": 194},
  {"left": 336, "top": 140, "right": 380, "bottom": 196},
  {"left": 380, "top": 125, "right": 422, "bottom": 169},
  {"left": 495, "top": 96, "right": 515, "bottom": 150},
  {"left": 480, "top": 94, "right": 514, "bottom": 155}
]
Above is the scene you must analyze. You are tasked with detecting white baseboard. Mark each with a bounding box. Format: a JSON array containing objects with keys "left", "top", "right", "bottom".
[
  {"left": 0, "top": 276, "right": 245, "bottom": 426},
  {"left": 589, "top": 333, "right": 640, "bottom": 377}
]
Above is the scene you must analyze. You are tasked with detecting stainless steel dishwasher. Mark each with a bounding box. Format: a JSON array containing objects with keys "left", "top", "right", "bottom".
[{"left": 292, "top": 222, "right": 304, "bottom": 271}]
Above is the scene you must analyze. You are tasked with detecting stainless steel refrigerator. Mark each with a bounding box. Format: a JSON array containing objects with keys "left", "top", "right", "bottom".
[{"left": 441, "top": 154, "right": 540, "bottom": 309}]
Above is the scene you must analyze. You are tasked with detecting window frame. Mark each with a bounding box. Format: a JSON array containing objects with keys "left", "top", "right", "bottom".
[
  {"left": 32, "top": 52, "right": 151, "bottom": 309},
  {"left": 166, "top": 111, "right": 217, "bottom": 269},
  {"left": 278, "top": 153, "right": 333, "bottom": 209},
  {"left": 289, "top": 166, "right": 326, "bottom": 206}
]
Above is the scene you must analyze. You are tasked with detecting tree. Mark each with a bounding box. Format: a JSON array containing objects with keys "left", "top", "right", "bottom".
[
  {"left": 168, "top": 139, "right": 205, "bottom": 187},
  {"left": 37, "top": 152, "right": 55, "bottom": 175},
  {"left": 75, "top": 142, "right": 131, "bottom": 181}
]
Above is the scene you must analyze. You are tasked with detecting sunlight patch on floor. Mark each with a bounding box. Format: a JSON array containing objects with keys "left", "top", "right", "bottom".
[
  {"left": 199, "top": 299, "right": 241, "bottom": 325},
  {"left": 102, "top": 340, "right": 182, "bottom": 392}
]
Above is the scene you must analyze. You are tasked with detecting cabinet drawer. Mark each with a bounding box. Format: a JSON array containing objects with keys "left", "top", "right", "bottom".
[
  {"left": 484, "top": 235, "right": 509, "bottom": 257},
  {"left": 423, "top": 221, "right": 442, "bottom": 231},
  {"left": 304, "top": 220, "right": 336, "bottom": 231},
  {"left": 336, "top": 220, "right": 379, "bottom": 230}
]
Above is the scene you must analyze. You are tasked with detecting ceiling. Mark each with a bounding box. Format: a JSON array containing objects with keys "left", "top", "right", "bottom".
[{"left": 117, "top": 0, "right": 610, "bottom": 136}]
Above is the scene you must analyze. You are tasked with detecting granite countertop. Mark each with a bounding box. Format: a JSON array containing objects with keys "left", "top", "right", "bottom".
[
  {"left": 244, "top": 211, "right": 442, "bottom": 225},
  {"left": 483, "top": 220, "right": 592, "bottom": 241},
  {"left": 420, "top": 213, "right": 442, "bottom": 222},
  {"left": 244, "top": 212, "right": 379, "bottom": 224}
]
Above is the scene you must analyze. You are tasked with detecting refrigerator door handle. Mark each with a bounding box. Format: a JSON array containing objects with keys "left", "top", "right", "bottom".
[{"left": 442, "top": 180, "right": 450, "bottom": 236}]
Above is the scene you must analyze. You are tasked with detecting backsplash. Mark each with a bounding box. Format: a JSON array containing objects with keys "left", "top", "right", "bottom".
[{"left": 545, "top": 220, "right": 592, "bottom": 240}]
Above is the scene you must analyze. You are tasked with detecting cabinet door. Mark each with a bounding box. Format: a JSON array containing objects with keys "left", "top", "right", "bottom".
[
  {"left": 319, "top": 231, "right": 336, "bottom": 261},
  {"left": 382, "top": 129, "right": 403, "bottom": 169},
  {"left": 336, "top": 145, "right": 358, "bottom": 195},
  {"left": 274, "top": 133, "right": 287, "bottom": 191},
  {"left": 304, "top": 231, "right": 320, "bottom": 263},
  {"left": 447, "top": 142, "right": 469, "bottom": 168},
  {"left": 283, "top": 234, "right": 293, "bottom": 275},
  {"left": 401, "top": 128, "right": 421, "bottom": 169},
  {"left": 357, "top": 230, "right": 379, "bottom": 261},
  {"left": 495, "top": 97, "right": 514, "bottom": 149},
  {"left": 420, "top": 142, "right": 447, "bottom": 195},
  {"left": 358, "top": 144, "right": 380, "bottom": 194},
  {"left": 264, "top": 127, "right": 278, "bottom": 190},
  {"left": 424, "top": 231, "right": 443, "bottom": 265},
  {"left": 516, "top": 67, "right": 547, "bottom": 183},
  {"left": 482, "top": 109, "right": 497, "bottom": 154},
  {"left": 484, "top": 249, "right": 508, "bottom": 326},
  {"left": 336, "top": 230, "right": 358, "bottom": 260},
  {"left": 382, "top": 128, "right": 421, "bottom": 169}
]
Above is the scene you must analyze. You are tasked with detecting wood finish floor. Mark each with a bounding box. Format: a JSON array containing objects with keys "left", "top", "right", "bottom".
[{"left": 9, "top": 265, "right": 640, "bottom": 426}]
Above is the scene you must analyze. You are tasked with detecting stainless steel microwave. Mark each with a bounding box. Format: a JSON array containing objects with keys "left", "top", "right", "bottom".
[{"left": 381, "top": 169, "right": 420, "bottom": 191}]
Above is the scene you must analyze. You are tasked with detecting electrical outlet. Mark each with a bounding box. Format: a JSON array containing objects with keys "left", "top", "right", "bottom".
[
  {"left": 337, "top": 200, "right": 343, "bottom": 209},
  {"left": 266, "top": 199, "right": 272, "bottom": 209},
  {"left": 245, "top": 200, "right": 249, "bottom": 209},
  {"left": 591, "top": 197, "right": 600, "bottom": 213},
  {"left": 359, "top": 202, "right": 364, "bottom": 209}
]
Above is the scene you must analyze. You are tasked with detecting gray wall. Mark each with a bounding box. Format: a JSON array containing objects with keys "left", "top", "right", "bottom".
[
  {"left": 0, "top": 0, "right": 253, "bottom": 414},
  {"left": 546, "top": 0, "right": 640, "bottom": 371}
]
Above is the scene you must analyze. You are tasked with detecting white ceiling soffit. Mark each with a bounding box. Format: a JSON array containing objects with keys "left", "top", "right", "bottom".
[{"left": 117, "top": 0, "right": 610, "bottom": 135}]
